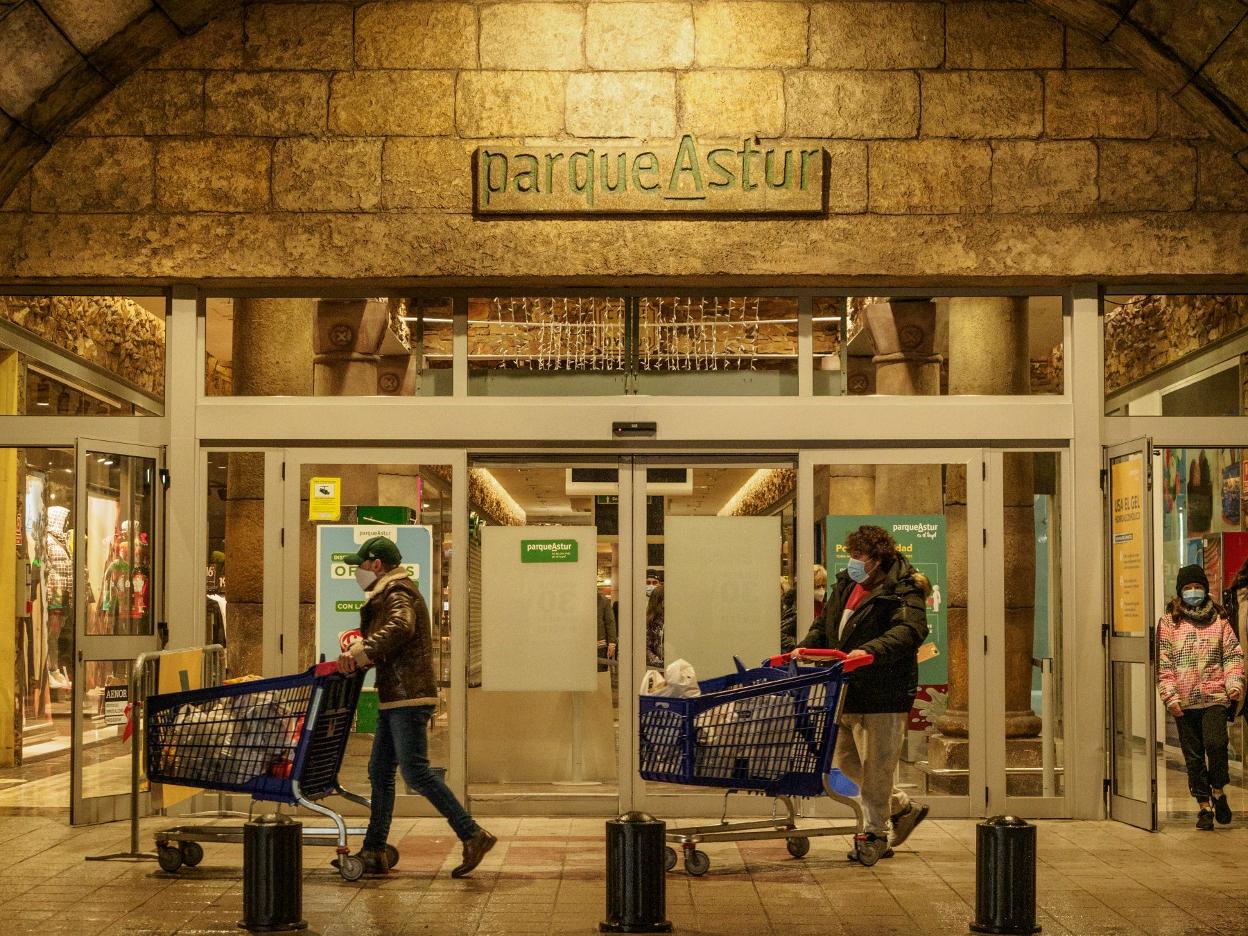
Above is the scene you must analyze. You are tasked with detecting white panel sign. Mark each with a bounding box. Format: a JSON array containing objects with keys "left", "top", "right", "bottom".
[
  {"left": 481, "top": 525, "right": 598, "bottom": 691},
  {"left": 663, "top": 515, "right": 780, "bottom": 678}
]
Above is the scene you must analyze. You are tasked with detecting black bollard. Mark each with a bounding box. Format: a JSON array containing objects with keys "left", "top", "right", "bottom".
[
  {"left": 601, "top": 812, "right": 672, "bottom": 934},
  {"left": 240, "top": 814, "right": 307, "bottom": 933},
  {"left": 970, "top": 816, "right": 1041, "bottom": 935}
]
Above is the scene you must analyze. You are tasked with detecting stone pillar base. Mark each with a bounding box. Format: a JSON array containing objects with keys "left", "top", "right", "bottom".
[{"left": 925, "top": 733, "right": 1051, "bottom": 796}]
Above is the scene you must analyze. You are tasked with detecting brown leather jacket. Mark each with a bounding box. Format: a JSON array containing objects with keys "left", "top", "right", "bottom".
[{"left": 347, "top": 568, "right": 438, "bottom": 708}]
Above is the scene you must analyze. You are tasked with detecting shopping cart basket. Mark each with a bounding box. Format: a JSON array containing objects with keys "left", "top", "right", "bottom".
[
  {"left": 639, "top": 648, "right": 872, "bottom": 875},
  {"left": 145, "top": 661, "right": 380, "bottom": 881}
]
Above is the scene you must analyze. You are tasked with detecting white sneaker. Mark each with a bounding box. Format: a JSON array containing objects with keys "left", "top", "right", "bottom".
[{"left": 47, "top": 669, "right": 68, "bottom": 689}]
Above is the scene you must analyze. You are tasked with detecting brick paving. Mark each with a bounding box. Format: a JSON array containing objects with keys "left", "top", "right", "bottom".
[{"left": 0, "top": 814, "right": 1244, "bottom": 935}]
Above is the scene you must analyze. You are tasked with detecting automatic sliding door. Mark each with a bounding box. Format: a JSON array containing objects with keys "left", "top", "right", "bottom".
[
  {"left": 466, "top": 459, "right": 622, "bottom": 812},
  {"left": 798, "top": 451, "right": 982, "bottom": 819},
  {"left": 631, "top": 458, "right": 796, "bottom": 817}
]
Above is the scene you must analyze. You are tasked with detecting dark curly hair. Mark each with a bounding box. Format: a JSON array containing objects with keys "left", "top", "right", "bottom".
[{"left": 844, "top": 525, "right": 897, "bottom": 562}]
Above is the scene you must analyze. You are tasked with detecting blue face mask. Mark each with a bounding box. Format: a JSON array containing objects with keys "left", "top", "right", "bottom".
[
  {"left": 847, "top": 558, "right": 870, "bottom": 584},
  {"left": 1182, "top": 588, "right": 1206, "bottom": 608}
]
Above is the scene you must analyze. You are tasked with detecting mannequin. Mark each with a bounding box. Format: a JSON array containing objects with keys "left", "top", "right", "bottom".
[{"left": 44, "top": 505, "right": 72, "bottom": 688}]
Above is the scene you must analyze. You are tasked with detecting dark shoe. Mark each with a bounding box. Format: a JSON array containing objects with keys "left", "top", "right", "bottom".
[
  {"left": 1196, "top": 808, "right": 1215, "bottom": 831},
  {"left": 1212, "top": 794, "right": 1232, "bottom": 825},
  {"left": 847, "top": 833, "right": 894, "bottom": 865},
  {"left": 332, "top": 848, "right": 389, "bottom": 876},
  {"left": 889, "top": 801, "right": 930, "bottom": 848},
  {"left": 451, "top": 828, "right": 496, "bottom": 878}
]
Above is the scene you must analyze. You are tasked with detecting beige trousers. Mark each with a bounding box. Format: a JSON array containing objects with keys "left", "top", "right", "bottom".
[{"left": 833, "top": 712, "right": 911, "bottom": 836}]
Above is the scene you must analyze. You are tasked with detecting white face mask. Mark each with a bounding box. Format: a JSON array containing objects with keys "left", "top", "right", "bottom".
[
  {"left": 645, "top": 583, "right": 656, "bottom": 597},
  {"left": 355, "top": 567, "right": 378, "bottom": 591},
  {"left": 814, "top": 587, "right": 826, "bottom": 602}
]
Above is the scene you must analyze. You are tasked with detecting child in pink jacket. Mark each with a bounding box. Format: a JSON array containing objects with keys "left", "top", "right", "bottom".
[{"left": 1157, "top": 565, "right": 1245, "bottom": 830}]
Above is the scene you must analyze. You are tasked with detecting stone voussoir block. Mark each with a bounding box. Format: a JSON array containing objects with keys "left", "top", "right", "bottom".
[
  {"left": 273, "top": 138, "right": 383, "bottom": 212},
  {"left": 786, "top": 71, "right": 918, "bottom": 139},
  {"left": 1098, "top": 140, "right": 1197, "bottom": 211},
  {"left": 31, "top": 136, "right": 154, "bottom": 212},
  {"left": 921, "top": 71, "right": 1042, "bottom": 139},
  {"left": 946, "top": 1, "right": 1064, "bottom": 69},
  {"left": 457, "top": 72, "right": 565, "bottom": 138},
  {"left": 693, "top": 1, "right": 808, "bottom": 68},
  {"left": 1044, "top": 70, "right": 1157, "bottom": 139},
  {"left": 355, "top": 1, "right": 477, "bottom": 69},
  {"left": 990, "top": 140, "right": 1097, "bottom": 213},
  {"left": 480, "top": 3, "right": 585, "bottom": 71},
  {"left": 243, "top": 2, "right": 353, "bottom": 70},
  {"left": 868, "top": 139, "right": 992, "bottom": 213},
  {"left": 329, "top": 71, "right": 456, "bottom": 136},
  {"left": 156, "top": 137, "right": 272, "bottom": 212},
  {"left": 586, "top": 2, "right": 694, "bottom": 70},
  {"left": 206, "top": 71, "right": 328, "bottom": 136},
  {"left": 381, "top": 137, "right": 475, "bottom": 211},
  {"left": 567, "top": 73, "right": 676, "bottom": 138},
  {"left": 810, "top": 1, "right": 943, "bottom": 70},
  {"left": 0, "top": 2, "right": 80, "bottom": 117},
  {"left": 679, "top": 69, "right": 785, "bottom": 138}
]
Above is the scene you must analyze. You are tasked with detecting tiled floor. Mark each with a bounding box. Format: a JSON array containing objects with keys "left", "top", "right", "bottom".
[{"left": 0, "top": 814, "right": 1245, "bottom": 935}]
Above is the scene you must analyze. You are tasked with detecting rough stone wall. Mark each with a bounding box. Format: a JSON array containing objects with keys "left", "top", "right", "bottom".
[
  {"left": 0, "top": 1, "right": 1245, "bottom": 281},
  {"left": 0, "top": 295, "right": 165, "bottom": 394},
  {"left": 1104, "top": 294, "right": 1248, "bottom": 393}
]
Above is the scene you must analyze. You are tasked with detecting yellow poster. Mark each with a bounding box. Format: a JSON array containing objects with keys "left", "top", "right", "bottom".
[
  {"left": 1111, "top": 457, "right": 1146, "bottom": 636},
  {"left": 309, "top": 477, "right": 341, "bottom": 521},
  {"left": 151, "top": 648, "right": 206, "bottom": 809}
]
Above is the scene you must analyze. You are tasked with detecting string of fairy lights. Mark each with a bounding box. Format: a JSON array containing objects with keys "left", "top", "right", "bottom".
[{"left": 486, "top": 295, "right": 770, "bottom": 371}]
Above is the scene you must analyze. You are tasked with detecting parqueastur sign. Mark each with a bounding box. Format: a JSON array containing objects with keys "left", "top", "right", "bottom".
[{"left": 474, "top": 135, "right": 826, "bottom": 215}]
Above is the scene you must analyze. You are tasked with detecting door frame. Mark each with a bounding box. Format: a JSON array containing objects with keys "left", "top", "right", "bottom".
[
  {"left": 71, "top": 437, "right": 164, "bottom": 825},
  {"left": 278, "top": 447, "right": 468, "bottom": 813},
  {"left": 1103, "top": 437, "right": 1156, "bottom": 831},
  {"left": 797, "top": 447, "right": 988, "bottom": 819}
]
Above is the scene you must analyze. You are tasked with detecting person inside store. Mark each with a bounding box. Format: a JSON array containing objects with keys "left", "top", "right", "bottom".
[
  {"left": 645, "top": 581, "right": 665, "bottom": 668},
  {"left": 336, "top": 535, "right": 495, "bottom": 876},
  {"left": 794, "top": 525, "right": 930, "bottom": 865},
  {"left": 1157, "top": 564, "right": 1245, "bottom": 830},
  {"left": 597, "top": 588, "right": 617, "bottom": 671},
  {"left": 780, "top": 564, "right": 828, "bottom": 654}
]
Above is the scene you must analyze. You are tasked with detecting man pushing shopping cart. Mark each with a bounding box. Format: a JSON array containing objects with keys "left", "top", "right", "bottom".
[
  {"left": 335, "top": 535, "right": 495, "bottom": 878},
  {"left": 792, "top": 523, "right": 931, "bottom": 866}
]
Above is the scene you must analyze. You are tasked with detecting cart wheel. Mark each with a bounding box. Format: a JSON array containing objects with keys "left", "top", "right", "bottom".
[
  {"left": 684, "top": 850, "right": 710, "bottom": 877},
  {"left": 181, "top": 841, "right": 204, "bottom": 868},
  {"left": 664, "top": 847, "right": 677, "bottom": 872},
  {"left": 338, "top": 854, "right": 366, "bottom": 882},
  {"left": 157, "top": 845, "right": 184, "bottom": 873},
  {"left": 383, "top": 844, "right": 400, "bottom": 870},
  {"left": 785, "top": 837, "right": 811, "bottom": 859}
]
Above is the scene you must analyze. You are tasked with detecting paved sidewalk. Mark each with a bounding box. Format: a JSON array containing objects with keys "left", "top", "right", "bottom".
[{"left": 0, "top": 814, "right": 1244, "bottom": 935}]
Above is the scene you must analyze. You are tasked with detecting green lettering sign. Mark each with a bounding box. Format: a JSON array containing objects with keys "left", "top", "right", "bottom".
[
  {"left": 474, "top": 137, "right": 825, "bottom": 215},
  {"left": 521, "top": 539, "right": 579, "bottom": 563}
]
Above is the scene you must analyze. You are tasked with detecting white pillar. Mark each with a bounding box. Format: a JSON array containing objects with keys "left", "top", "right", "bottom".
[{"left": 164, "top": 289, "right": 200, "bottom": 651}]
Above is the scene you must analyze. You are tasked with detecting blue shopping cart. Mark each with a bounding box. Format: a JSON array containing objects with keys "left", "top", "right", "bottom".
[
  {"left": 145, "top": 661, "right": 381, "bottom": 881},
  {"left": 639, "top": 648, "right": 872, "bottom": 875}
]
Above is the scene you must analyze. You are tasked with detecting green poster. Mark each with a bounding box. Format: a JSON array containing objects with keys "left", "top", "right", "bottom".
[
  {"left": 521, "top": 539, "right": 579, "bottom": 563},
  {"left": 823, "top": 515, "right": 947, "bottom": 684}
]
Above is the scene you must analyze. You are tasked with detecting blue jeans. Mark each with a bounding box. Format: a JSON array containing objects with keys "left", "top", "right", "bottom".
[{"left": 365, "top": 705, "right": 478, "bottom": 849}]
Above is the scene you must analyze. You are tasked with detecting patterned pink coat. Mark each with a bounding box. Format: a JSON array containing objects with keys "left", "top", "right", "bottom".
[{"left": 1157, "top": 611, "right": 1245, "bottom": 711}]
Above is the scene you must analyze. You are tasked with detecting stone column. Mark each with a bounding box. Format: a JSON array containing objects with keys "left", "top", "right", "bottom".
[
  {"left": 932, "top": 298, "right": 1040, "bottom": 786},
  {"left": 864, "top": 299, "right": 943, "bottom": 513},
  {"left": 224, "top": 299, "right": 315, "bottom": 676}
]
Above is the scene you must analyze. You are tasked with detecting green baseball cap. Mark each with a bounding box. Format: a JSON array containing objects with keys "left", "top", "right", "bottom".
[{"left": 342, "top": 535, "right": 402, "bottom": 567}]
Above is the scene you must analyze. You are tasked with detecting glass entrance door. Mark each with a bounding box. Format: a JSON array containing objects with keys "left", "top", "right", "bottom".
[
  {"left": 627, "top": 456, "right": 796, "bottom": 817},
  {"left": 71, "top": 439, "right": 162, "bottom": 824},
  {"left": 1105, "top": 439, "right": 1157, "bottom": 830}
]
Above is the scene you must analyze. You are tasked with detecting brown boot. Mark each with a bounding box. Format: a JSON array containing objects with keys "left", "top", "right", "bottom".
[{"left": 451, "top": 828, "right": 496, "bottom": 878}]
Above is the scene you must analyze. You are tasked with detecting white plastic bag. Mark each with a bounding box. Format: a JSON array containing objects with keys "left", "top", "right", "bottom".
[
  {"left": 640, "top": 659, "right": 702, "bottom": 698},
  {"left": 639, "top": 669, "right": 667, "bottom": 695}
]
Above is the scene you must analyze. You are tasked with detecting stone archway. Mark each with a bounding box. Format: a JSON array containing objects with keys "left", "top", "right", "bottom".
[{"left": 0, "top": 0, "right": 1245, "bottom": 205}]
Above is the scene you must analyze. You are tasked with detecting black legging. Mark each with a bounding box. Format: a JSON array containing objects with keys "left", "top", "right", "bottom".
[{"left": 1175, "top": 705, "right": 1230, "bottom": 801}]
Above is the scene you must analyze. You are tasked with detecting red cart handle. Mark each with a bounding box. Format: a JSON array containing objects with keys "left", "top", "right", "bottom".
[{"left": 767, "top": 648, "right": 875, "bottom": 673}]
